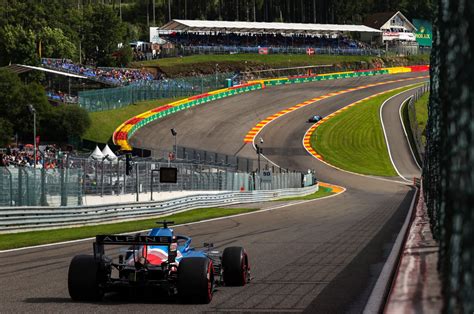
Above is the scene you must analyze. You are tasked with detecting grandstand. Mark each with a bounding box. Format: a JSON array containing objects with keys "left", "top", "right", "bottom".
[{"left": 153, "top": 20, "right": 382, "bottom": 56}]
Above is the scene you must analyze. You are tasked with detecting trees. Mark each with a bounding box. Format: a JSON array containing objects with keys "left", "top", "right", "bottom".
[
  {"left": 0, "top": 24, "right": 37, "bottom": 66},
  {"left": 82, "top": 4, "right": 126, "bottom": 66},
  {"left": 0, "top": 69, "right": 91, "bottom": 145},
  {"left": 0, "top": 0, "right": 434, "bottom": 68}
]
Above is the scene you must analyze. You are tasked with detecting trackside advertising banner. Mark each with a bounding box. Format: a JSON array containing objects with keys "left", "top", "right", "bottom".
[{"left": 413, "top": 19, "right": 433, "bottom": 47}]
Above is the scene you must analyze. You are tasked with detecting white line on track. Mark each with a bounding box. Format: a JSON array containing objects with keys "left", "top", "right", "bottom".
[
  {"left": 379, "top": 86, "right": 425, "bottom": 182},
  {"left": 398, "top": 96, "right": 422, "bottom": 170},
  {"left": 301, "top": 83, "right": 426, "bottom": 186},
  {"left": 379, "top": 93, "right": 412, "bottom": 182},
  {"left": 0, "top": 190, "right": 345, "bottom": 254}
]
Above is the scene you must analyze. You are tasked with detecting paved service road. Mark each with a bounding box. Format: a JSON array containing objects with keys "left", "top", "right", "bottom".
[{"left": 0, "top": 73, "right": 427, "bottom": 313}]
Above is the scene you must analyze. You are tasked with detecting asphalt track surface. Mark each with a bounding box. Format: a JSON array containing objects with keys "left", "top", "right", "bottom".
[
  {"left": 0, "top": 73, "right": 427, "bottom": 313},
  {"left": 380, "top": 89, "right": 422, "bottom": 181}
]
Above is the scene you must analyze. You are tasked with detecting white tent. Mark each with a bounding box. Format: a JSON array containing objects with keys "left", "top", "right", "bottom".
[
  {"left": 89, "top": 145, "right": 105, "bottom": 160},
  {"left": 101, "top": 144, "right": 118, "bottom": 161}
]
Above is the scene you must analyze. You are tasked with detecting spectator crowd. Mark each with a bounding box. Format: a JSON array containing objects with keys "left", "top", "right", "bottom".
[
  {"left": 162, "top": 32, "right": 369, "bottom": 50},
  {"left": 46, "top": 91, "right": 78, "bottom": 104},
  {"left": 0, "top": 145, "right": 63, "bottom": 169},
  {"left": 42, "top": 59, "right": 155, "bottom": 86}
]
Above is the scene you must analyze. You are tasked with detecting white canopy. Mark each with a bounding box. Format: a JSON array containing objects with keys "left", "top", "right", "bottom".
[
  {"left": 159, "top": 19, "right": 382, "bottom": 35},
  {"left": 89, "top": 145, "right": 105, "bottom": 160},
  {"left": 101, "top": 144, "right": 118, "bottom": 161}
]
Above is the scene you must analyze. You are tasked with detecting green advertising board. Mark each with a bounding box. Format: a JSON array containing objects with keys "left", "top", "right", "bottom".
[{"left": 413, "top": 19, "right": 433, "bottom": 47}]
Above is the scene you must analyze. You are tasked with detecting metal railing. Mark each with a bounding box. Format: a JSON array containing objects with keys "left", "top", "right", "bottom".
[
  {"left": 0, "top": 156, "right": 311, "bottom": 207},
  {"left": 160, "top": 46, "right": 385, "bottom": 57},
  {"left": 405, "top": 83, "right": 430, "bottom": 162},
  {"left": 0, "top": 166, "right": 82, "bottom": 207},
  {"left": 0, "top": 184, "right": 318, "bottom": 233},
  {"left": 78, "top": 73, "right": 232, "bottom": 112}
]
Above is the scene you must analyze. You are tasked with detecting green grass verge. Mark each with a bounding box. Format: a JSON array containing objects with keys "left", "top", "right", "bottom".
[
  {"left": 275, "top": 186, "right": 334, "bottom": 201},
  {"left": 414, "top": 92, "right": 429, "bottom": 145},
  {"left": 131, "top": 54, "right": 429, "bottom": 77},
  {"left": 0, "top": 207, "right": 258, "bottom": 250},
  {"left": 401, "top": 99, "right": 423, "bottom": 167},
  {"left": 311, "top": 84, "right": 424, "bottom": 177},
  {"left": 83, "top": 97, "right": 183, "bottom": 143}
]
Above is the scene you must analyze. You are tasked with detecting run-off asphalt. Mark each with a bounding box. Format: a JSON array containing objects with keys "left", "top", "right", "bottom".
[{"left": 0, "top": 73, "right": 427, "bottom": 313}]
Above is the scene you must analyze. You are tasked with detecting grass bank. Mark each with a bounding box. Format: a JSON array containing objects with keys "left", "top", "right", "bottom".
[
  {"left": 414, "top": 92, "right": 429, "bottom": 145},
  {"left": 132, "top": 54, "right": 430, "bottom": 78},
  {"left": 311, "top": 85, "right": 423, "bottom": 177},
  {"left": 275, "top": 186, "right": 334, "bottom": 201},
  {"left": 83, "top": 97, "right": 182, "bottom": 143},
  {"left": 0, "top": 207, "right": 257, "bottom": 250}
]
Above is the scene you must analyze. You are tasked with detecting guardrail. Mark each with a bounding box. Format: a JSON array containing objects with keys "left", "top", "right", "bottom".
[
  {"left": 0, "top": 184, "right": 318, "bottom": 233},
  {"left": 405, "top": 83, "right": 430, "bottom": 162}
]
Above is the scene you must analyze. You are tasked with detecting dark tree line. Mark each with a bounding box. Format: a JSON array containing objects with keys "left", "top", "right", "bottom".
[
  {"left": 132, "top": 0, "right": 433, "bottom": 25},
  {"left": 0, "top": 0, "right": 434, "bottom": 67},
  {"left": 0, "top": 69, "right": 91, "bottom": 145}
]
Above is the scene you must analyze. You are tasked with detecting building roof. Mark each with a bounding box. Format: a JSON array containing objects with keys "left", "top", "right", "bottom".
[
  {"left": 364, "top": 11, "right": 416, "bottom": 31},
  {"left": 159, "top": 19, "right": 381, "bottom": 35},
  {"left": 3, "top": 64, "right": 88, "bottom": 79},
  {"left": 364, "top": 12, "right": 398, "bottom": 29}
]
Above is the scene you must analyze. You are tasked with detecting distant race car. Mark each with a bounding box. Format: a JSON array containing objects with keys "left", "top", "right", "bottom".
[
  {"left": 68, "top": 221, "right": 250, "bottom": 304},
  {"left": 308, "top": 115, "right": 323, "bottom": 123}
]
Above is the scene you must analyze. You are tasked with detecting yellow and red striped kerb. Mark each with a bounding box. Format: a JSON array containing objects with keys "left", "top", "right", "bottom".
[{"left": 244, "top": 75, "right": 428, "bottom": 144}]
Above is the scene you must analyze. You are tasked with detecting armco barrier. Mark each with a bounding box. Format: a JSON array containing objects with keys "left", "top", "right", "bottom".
[
  {"left": 0, "top": 184, "right": 318, "bottom": 233},
  {"left": 113, "top": 65, "right": 429, "bottom": 151}
]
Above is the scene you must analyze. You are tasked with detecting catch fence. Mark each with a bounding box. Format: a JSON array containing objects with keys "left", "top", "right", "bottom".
[
  {"left": 0, "top": 157, "right": 311, "bottom": 207},
  {"left": 160, "top": 46, "right": 384, "bottom": 57},
  {"left": 78, "top": 73, "right": 232, "bottom": 112},
  {"left": 423, "top": 1, "right": 474, "bottom": 312}
]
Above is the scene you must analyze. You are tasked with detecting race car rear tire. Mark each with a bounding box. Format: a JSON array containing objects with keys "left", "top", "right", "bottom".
[
  {"left": 68, "top": 255, "right": 104, "bottom": 301},
  {"left": 222, "top": 246, "right": 249, "bottom": 286},
  {"left": 178, "top": 257, "right": 214, "bottom": 304}
]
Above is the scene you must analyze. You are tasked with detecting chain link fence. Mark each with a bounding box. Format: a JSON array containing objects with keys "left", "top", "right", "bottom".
[
  {"left": 160, "top": 46, "right": 385, "bottom": 58},
  {"left": 0, "top": 166, "right": 82, "bottom": 207},
  {"left": 78, "top": 73, "right": 232, "bottom": 112},
  {"left": 423, "top": 0, "right": 473, "bottom": 312},
  {"left": 0, "top": 157, "right": 312, "bottom": 207}
]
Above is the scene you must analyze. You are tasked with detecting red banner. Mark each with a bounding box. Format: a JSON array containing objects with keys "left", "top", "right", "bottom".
[{"left": 258, "top": 47, "right": 268, "bottom": 55}]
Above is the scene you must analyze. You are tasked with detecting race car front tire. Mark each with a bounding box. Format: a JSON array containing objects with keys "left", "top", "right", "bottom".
[
  {"left": 178, "top": 257, "right": 214, "bottom": 304},
  {"left": 222, "top": 246, "right": 249, "bottom": 286},
  {"left": 68, "top": 255, "right": 104, "bottom": 301}
]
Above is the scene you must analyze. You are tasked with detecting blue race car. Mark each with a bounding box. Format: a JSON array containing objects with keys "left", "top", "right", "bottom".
[
  {"left": 308, "top": 115, "right": 323, "bottom": 123},
  {"left": 68, "top": 221, "right": 250, "bottom": 304}
]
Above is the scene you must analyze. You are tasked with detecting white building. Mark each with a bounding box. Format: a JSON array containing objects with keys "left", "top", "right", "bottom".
[{"left": 364, "top": 11, "right": 416, "bottom": 43}]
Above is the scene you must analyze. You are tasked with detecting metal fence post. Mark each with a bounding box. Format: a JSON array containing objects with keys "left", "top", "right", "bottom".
[
  {"left": 60, "top": 167, "right": 67, "bottom": 206},
  {"left": 40, "top": 167, "right": 47, "bottom": 206},
  {"left": 135, "top": 163, "right": 139, "bottom": 202},
  {"left": 3, "top": 167, "right": 13, "bottom": 206},
  {"left": 17, "top": 167, "right": 23, "bottom": 206},
  {"left": 77, "top": 168, "right": 82, "bottom": 206}
]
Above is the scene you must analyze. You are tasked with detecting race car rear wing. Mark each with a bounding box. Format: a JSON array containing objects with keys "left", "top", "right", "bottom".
[{"left": 94, "top": 235, "right": 173, "bottom": 259}]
